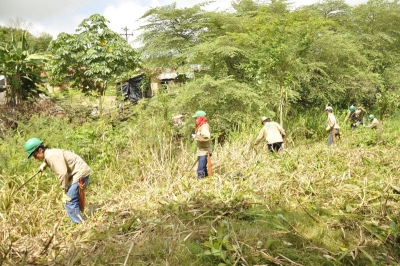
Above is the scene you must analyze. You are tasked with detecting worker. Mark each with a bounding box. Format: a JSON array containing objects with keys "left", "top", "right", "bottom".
[
  {"left": 325, "top": 106, "right": 340, "bottom": 146},
  {"left": 254, "top": 116, "right": 286, "bottom": 152},
  {"left": 24, "top": 137, "right": 91, "bottom": 223},
  {"left": 344, "top": 105, "right": 366, "bottom": 129},
  {"left": 172, "top": 114, "right": 184, "bottom": 126},
  {"left": 191, "top": 110, "right": 212, "bottom": 179},
  {"left": 364, "top": 114, "right": 380, "bottom": 129}
]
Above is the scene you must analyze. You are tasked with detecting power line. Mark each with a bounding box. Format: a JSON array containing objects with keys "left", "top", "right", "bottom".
[
  {"left": 74, "top": 0, "right": 99, "bottom": 16},
  {"left": 120, "top": 26, "right": 134, "bottom": 41},
  {"left": 57, "top": 0, "right": 89, "bottom": 18}
]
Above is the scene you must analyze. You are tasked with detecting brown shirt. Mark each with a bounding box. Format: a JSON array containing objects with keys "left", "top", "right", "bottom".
[
  {"left": 194, "top": 123, "right": 212, "bottom": 156},
  {"left": 44, "top": 148, "right": 91, "bottom": 191}
]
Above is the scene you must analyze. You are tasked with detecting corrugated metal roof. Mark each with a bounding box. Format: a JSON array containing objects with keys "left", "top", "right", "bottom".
[{"left": 157, "top": 72, "right": 178, "bottom": 80}]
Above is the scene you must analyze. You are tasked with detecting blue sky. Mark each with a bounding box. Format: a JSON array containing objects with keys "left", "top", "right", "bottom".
[{"left": 0, "top": 0, "right": 366, "bottom": 45}]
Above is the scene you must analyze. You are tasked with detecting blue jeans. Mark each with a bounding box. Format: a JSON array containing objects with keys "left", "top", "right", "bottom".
[
  {"left": 66, "top": 176, "right": 89, "bottom": 223},
  {"left": 197, "top": 155, "right": 208, "bottom": 179},
  {"left": 328, "top": 129, "right": 339, "bottom": 146}
]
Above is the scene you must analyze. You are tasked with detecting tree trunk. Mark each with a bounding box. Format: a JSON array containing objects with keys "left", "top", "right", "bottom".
[{"left": 279, "top": 85, "right": 284, "bottom": 127}]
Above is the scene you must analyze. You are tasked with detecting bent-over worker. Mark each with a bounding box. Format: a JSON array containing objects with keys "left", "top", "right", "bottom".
[
  {"left": 254, "top": 116, "right": 286, "bottom": 152},
  {"left": 24, "top": 138, "right": 91, "bottom": 223}
]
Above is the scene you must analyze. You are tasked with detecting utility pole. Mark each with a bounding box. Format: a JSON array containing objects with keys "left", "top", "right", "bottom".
[{"left": 120, "top": 26, "right": 134, "bottom": 41}]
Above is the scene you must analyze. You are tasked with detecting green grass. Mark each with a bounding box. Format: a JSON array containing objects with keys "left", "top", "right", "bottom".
[{"left": 1, "top": 97, "right": 400, "bottom": 265}]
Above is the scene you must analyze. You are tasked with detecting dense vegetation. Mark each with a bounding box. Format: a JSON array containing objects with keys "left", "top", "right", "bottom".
[
  {"left": 1, "top": 91, "right": 400, "bottom": 265},
  {"left": 1, "top": 0, "right": 400, "bottom": 265}
]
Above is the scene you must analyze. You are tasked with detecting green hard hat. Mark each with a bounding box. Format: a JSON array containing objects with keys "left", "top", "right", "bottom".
[
  {"left": 368, "top": 114, "right": 374, "bottom": 120},
  {"left": 24, "top": 138, "right": 43, "bottom": 158},
  {"left": 192, "top": 110, "right": 206, "bottom": 118},
  {"left": 349, "top": 105, "right": 356, "bottom": 111}
]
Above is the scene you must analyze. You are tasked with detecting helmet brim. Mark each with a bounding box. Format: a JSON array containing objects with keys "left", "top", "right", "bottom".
[{"left": 26, "top": 144, "right": 41, "bottom": 159}]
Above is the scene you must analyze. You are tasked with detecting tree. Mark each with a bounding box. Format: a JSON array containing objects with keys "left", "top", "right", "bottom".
[
  {"left": 0, "top": 25, "right": 52, "bottom": 53},
  {"left": 169, "top": 75, "right": 264, "bottom": 139},
  {"left": 236, "top": 1, "right": 306, "bottom": 126},
  {"left": 137, "top": 3, "right": 211, "bottom": 70},
  {"left": 0, "top": 31, "right": 48, "bottom": 106},
  {"left": 47, "top": 14, "right": 141, "bottom": 95}
]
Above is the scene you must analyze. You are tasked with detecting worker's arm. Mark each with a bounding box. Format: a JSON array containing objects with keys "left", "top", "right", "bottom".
[
  {"left": 344, "top": 112, "right": 350, "bottom": 123},
  {"left": 254, "top": 127, "right": 266, "bottom": 145}
]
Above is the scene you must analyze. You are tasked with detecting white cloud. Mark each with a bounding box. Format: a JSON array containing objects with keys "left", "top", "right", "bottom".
[{"left": 0, "top": 0, "right": 368, "bottom": 40}]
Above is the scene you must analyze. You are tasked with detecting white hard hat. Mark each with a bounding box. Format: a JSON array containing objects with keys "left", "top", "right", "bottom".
[
  {"left": 261, "top": 116, "right": 268, "bottom": 124},
  {"left": 172, "top": 114, "right": 183, "bottom": 119},
  {"left": 325, "top": 106, "right": 333, "bottom": 111}
]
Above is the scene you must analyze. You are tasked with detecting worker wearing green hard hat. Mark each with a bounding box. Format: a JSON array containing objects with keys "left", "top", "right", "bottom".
[
  {"left": 190, "top": 110, "right": 212, "bottom": 179},
  {"left": 344, "top": 105, "right": 366, "bottom": 130},
  {"left": 364, "top": 114, "right": 380, "bottom": 129},
  {"left": 24, "top": 137, "right": 43, "bottom": 158},
  {"left": 24, "top": 137, "right": 91, "bottom": 224},
  {"left": 192, "top": 110, "right": 206, "bottom": 118}
]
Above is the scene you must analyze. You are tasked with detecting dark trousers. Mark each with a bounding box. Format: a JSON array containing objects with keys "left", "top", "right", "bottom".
[
  {"left": 197, "top": 155, "right": 208, "bottom": 179},
  {"left": 268, "top": 142, "right": 283, "bottom": 152},
  {"left": 351, "top": 116, "right": 363, "bottom": 130}
]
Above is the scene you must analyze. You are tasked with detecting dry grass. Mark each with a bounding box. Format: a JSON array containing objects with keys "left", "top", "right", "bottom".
[{"left": 1, "top": 115, "right": 400, "bottom": 265}]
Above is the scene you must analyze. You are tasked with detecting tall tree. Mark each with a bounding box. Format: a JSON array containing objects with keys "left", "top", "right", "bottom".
[
  {"left": 346, "top": 0, "right": 400, "bottom": 109},
  {"left": 47, "top": 14, "right": 141, "bottom": 95},
  {"left": 137, "top": 3, "right": 210, "bottom": 69},
  {"left": 0, "top": 31, "right": 47, "bottom": 106}
]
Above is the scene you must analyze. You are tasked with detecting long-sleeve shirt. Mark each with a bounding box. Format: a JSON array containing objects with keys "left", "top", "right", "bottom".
[
  {"left": 194, "top": 123, "right": 212, "bottom": 156},
  {"left": 344, "top": 107, "right": 365, "bottom": 123},
  {"left": 326, "top": 113, "right": 340, "bottom": 131},
  {"left": 43, "top": 148, "right": 91, "bottom": 192},
  {"left": 365, "top": 118, "right": 380, "bottom": 129},
  {"left": 255, "top": 121, "right": 285, "bottom": 145}
]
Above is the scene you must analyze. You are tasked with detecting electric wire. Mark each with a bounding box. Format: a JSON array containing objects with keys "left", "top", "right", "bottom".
[{"left": 57, "top": 0, "right": 90, "bottom": 18}]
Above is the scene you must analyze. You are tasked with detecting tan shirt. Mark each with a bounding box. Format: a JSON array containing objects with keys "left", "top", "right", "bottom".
[
  {"left": 194, "top": 123, "right": 212, "bottom": 156},
  {"left": 44, "top": 148, "right": 91, "bottom": 191},
  {"left": 326, "top": 113, "right": 340, "bottom": 131},
  {"left": 255, "top": 121, "right": 285, "bottom": 145},
  {"left": 344, "top": 107, "right": 365, "bottom": 123},
  {"left": 365, "top": 118, "right": 380, "bottom": 129}
]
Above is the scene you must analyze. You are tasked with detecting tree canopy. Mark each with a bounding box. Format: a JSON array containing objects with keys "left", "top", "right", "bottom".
[
  {"left": 47, "top": 14, "right": 141, "bottom": 95},
  {"left": 137, "top": 0, "right": 400, "bottom": 124}
]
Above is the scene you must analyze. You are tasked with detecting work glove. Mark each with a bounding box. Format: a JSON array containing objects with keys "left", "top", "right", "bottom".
[
  {"left": 38, "top": 162, "right": 47, "bottom": 172},
  {"left": 190, "top": 134, "right": 196, "bottom": 139},
  {"left": 62, "top": 193, "right": 72, "bottom": 204}
]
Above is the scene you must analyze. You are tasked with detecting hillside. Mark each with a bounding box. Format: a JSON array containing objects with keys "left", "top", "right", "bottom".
[{"left": 1, "top": 106, "right": 399, "bottom": 266}]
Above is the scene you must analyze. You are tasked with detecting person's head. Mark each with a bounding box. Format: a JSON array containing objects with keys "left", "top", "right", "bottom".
[
  {"left": 192, "top": 110, "right": 206, "bottom": 118},
  {"left": 349, "top": 105, "right": 356, "bottom": 112},
  {"left": 368, "top": 114, "right": 374, "bottom": 120},
  {"left": 261, "top": 116, "right": 270, "bottom": 124},
  {"left": 24, "top": 138, "right": 46, "bottom": 161},
  {"left": 325, "top": 106, "right": 333, "bottom": 114}
]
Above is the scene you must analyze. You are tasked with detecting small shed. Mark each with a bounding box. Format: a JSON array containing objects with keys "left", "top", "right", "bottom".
[{"left": 117, "top": 74, "right": 149, "bottom": 103}]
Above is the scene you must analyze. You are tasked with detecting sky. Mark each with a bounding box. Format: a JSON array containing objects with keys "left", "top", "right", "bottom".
[{"left": 0, "top": 0, "right": 366, "bottom": 46}]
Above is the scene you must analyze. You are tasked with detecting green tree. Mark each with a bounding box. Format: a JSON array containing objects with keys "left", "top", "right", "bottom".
[
  {"left": 235, "top": 1, "right": 306, "bottom": 126},
  {"left": 47, "top": 14, "right": 141, "bottom": 95},
  {"left": 137, "top": 3, "right": 210, "bottom": 70},
  {"left": 170, "top": 75, "right": 264, "bottom": 139},
  {"left": 346, "top": 0, "right": 400, "bottom": 110},
  {"left": 0, "top": 31, "right": 48, "bottom": 106},
  {"left": 0, "top": 26, "right": 52, "bottom": 53}
]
